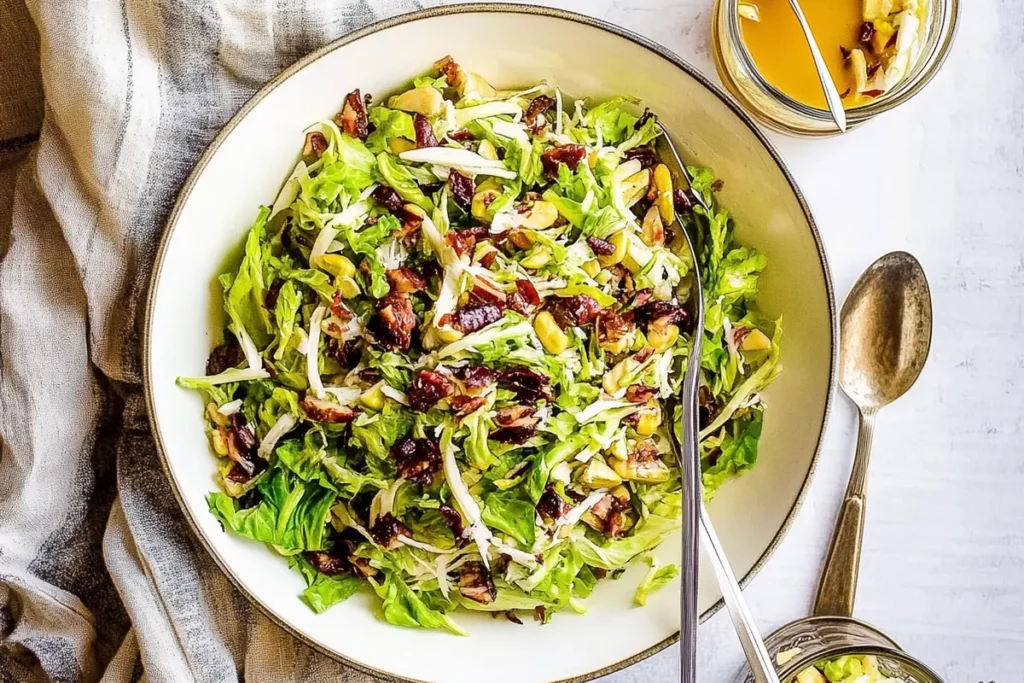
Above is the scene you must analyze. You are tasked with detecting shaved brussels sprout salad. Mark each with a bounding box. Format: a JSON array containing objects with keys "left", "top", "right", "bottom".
[{"left": 177, "top": 56, "right": 781, "bottom": 633}]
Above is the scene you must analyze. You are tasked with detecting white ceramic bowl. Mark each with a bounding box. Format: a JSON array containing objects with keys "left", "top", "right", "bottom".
[{"left": 144, "top": 5, "right": 836, "bottom": 682}]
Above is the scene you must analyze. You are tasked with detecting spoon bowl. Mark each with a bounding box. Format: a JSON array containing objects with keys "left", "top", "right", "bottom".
[{"left": 839, "top": 251, "right": 933, "bottom": 411}]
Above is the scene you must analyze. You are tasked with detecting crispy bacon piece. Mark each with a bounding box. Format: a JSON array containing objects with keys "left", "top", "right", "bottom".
[
  {"left": 303, "top": 131, "right": 328, "bottom": 158},
  {"left": 547, "top": 294, "right": 601, "bottom": 329},
  {"left": 369, "top": 291, "right": 416, "bottom": 351},
  {"left": 586, "top": 236, "right": 616, "bottom": 256},
  {"left": 336, "top": 89, "right": 369, "bottom": 139},
  {"left": 458, "top": 561, "right": 497, "bottom": 605},
  {"left": 391, "top": 437, "right": 442, "bottom": 484},
  {"left": 540, "top": 144, "right": 587, "bottom": 175},
  {"left": 495, "top": 405, "right": 537, "bottom": 426},
  {"left": 413, "top": 113, "right": 439, "bottom": 148},
  {"left": 450, "top": 395, "right": 488, "bottom": 417},
  {"left": 536, "top": 486, "right": 567, "bottom": 525},
  {"left": 595, "top": 310, "right": 634, "bottom": 350},
  {"left": 448, "top": 170, "right": 474, "bottom": 210},
  {"left": 306, "top": 551, "right": 348, "bottom": 576},
  {"left": 301, "top": 395, "right": 360, "bottom": 423},
  {"left": 623, "top": 146, "right": 658, "bottom": 169},
  {"left": 469, "top": 277, "right": 507, "bottom": 307},
  {"left": 447, "top": 303, "right": 502, "bottom": 334},
  {"left": 625, "top": 384, "right": 658, "bottom": 404},
  {"left": 408, "top": 370, "right": 454, "bottom": 412},
  {"left": 435, "top": 55, "right": 461, "bottom": 86},
  {"left": 499, "top": 367, "right": 553, "bottom": 404},
  {"left": 386, "top": 267, "right": 426, "bottom": 294},
  {"left": 523, "top": 95, "right": 555, "bottom": 126},
  {"left": 438, "top": 504, "right": 466, "bottom": 541},
  {"left": 206, "top": 343, "right": 242, "bottom": 376},
  {"left": 370, "top": 512, "right": 410, "bottom": 550}
]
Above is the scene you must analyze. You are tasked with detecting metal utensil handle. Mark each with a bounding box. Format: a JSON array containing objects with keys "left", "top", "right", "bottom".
[
  {"left": 699, "top": 500, "right": 780, "bottom": 683},
  {"left": 786, "top": 0, "right": 848, "bottom": 132},
  {"left": 677, "top": 331, "right": 701, "bottom": 683},
  {"left": 814, "top": 407, "right": 875, "bottom": 616}
]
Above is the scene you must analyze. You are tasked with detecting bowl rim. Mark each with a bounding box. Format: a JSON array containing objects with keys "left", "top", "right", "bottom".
[{"left": 142, "top": 4, "right": 838, "bottom": 682}]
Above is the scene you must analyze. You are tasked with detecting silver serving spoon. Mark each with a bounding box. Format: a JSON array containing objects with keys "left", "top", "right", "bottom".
[
  {"left": 657, "top": 125, "right": 778, "bottom": 683},
  {"left": 814, "top": 251, "right": 932, "bottom": 616},
  {"left": 786, "top": 0, "right": 848, "bottom": 132}
]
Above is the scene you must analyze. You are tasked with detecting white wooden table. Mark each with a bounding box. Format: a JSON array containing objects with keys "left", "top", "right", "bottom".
[{"left": 435, "top": 1, "right": 1024, "bottom": 680}]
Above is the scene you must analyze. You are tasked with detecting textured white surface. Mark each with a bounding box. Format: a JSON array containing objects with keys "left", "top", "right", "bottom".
[{"left": 431, "top": 0, "right": 1023, "bottom": 681}]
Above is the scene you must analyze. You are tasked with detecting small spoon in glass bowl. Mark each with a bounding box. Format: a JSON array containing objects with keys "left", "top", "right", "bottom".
[{"left": 785, "top": 0, "right": 848, "bottom": 132}]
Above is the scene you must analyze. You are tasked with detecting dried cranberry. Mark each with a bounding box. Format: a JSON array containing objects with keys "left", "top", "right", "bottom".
[
  {"left": 230, "top": 413, "right": 257, "bottom": 452},
  {"left": 840, "top": 45, "right": 852, "bottom": 60},
  {"left": 595, "top": 309, "right": 634, "bottom": 349},
  {"left": 368, "top": 292, "right": 416, "bottom": 351},
  {"left": 586, "top": 236, "right": 616, "bottom": 256},
  {"left": 859, "top": 21, "right": 876, "bottom": 45},
  {"left": 563, "top": 488, "right": 586, "bottom": 504},
  {"left": 507, "top": 291, "right": 531, "bottom": 316},
  {"left": 448, "top": 303, "right": 502, "bottom": 334},
  {"left": 306, "top": 551, "right": 348, "bottom": 576},
  {"left": 453, "top": 365, "right": 497, "bottom": 391},
  {"left": 327, "top": 338, "right": 362, "bottom": 369},
  {"left": 711, "top": 178, "right": 725, "bottom": 193},
  {"left": 633, "top": 300, "right": 691, "bottom": 332},
  {"left": 370, "top": 512, "right": 410, "bottom": 549},
  {"left": 264, "top": 280, "right": 283, "bottom": 310},
  {"left": 448, "top": 128, "right": 474, "bottom": 142},
  {"left": 625, "top": 384, "right": 657, "bottom": 404},
  {"left": 408, "top": 370, "right": 454, "bottom": 412},
  {"left": 536, "top": 486, "right": 567, "bottom": 525},
  {"left": 866, "top": 62, "right": 882, "bottom": 79},
  {"left": 413, "top": 113, "right": 439, "bottom": 148},
  {"left": 458, "top": 561, "right": 497, "bottom": 605},
  {"left": 448, "top": 171, "right": 475, "bottom": 210},
  {"left": 206, "top": 342, "right": 242, "bottom": 375},
  {"left": 391, "top": 436, "right": 442, "bottom": 484},
  {"left": 480, "top": 251, "right": 497, "bottom": 269},
  {"left": 523, "top": 95, "right": 555, "bottom": 125},
  {"left": 499, "top": 367, "right": 554, "bottom": 404},
  {"left": 698, "top": 385, "right": 718, "bottom": 431},
  {"left": 445, "top": 229, "right": 478, "bottom": 258},
  {"left": 386, "top": 267, "right": 426, "bottom": 294},
  {"left": 494, "top": 405, "right": 537, "bottom": 427},
  {"left": 336, "top": 89, "right": 369, "bottom": 140},
  {"left": 861, "top": 89, "right": 885, "bottom": 98},
  {"left": 491, "top": 404, "right": 540, "bottom": 442},
  {"left": 540, "top": 144, "right": 587, "bottom": 176},
  {"left": 372, "top": 185, "right": 406, "bottom": 213},
  {"left": 547, "top": 295, "right": 601, "bottom": 329},
  {"left": 634, "top": 108, "right": 655, "bottom": 130},
  {"left": 437, "top": 504, "right": 466, "bottom": 541},
  {"left": 514, "top": 279, "right": 541, "bottom": 306},
  {"left": 225, "top": 462, "right": 254, "bottom": 483},
  {"left": 301, "top": 395, "right": 360, "bottom": 423},
  {"left": 490, "top": 424, "right": 537, "bottom": 444},
  {"left": 673, "top": 188, "right": 693, "bottom": 213},
  {"left": 623, "top": 146, "right": 658, "bottom": 169},
  {"left": 505, "top": 612, "right": 524, "bottom": 625}
]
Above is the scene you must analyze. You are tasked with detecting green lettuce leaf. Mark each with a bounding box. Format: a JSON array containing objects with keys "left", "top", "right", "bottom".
[
  {"left": 574, "top": 494, "right": 681, "bottom": 570},
  {"left": 272, "top": 280, "right": 302, "bottom": 360},
  {"left": 371, "top": 574, "right": 466, "bottom": 635},
  {"left": 376, "top": 152, "right": 433, "bottom": 211},
  {"left": 481, "top": 490, "right": 536, "bottom": 547},
  {"left": 224, "top": 207, "right": 273, "bottom": 347},
  {"left": 209, "top": 466, "right": 335, "bottom": 551},
  {"left": 366, "top": 107, "right": 416, "bottom": 154},
  {"left": 634, "top": 558, "right": 679, "bottom": 606}
]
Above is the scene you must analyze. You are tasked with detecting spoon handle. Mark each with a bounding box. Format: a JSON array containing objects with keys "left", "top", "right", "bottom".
[
  {"left": 785, "top": 0, "right": 848, "bottom": 132},
  {"left": 699, "top": 500, "right": 780, "bottom": 683},
  {"left": 813, "top": 407, "right": 876, "bottom": 617}
]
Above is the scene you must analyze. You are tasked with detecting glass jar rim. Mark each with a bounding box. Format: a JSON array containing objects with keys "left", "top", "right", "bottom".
[
  {"left": 776, "top": 643, "right": 946, "bottom": 683},
  {"left": 724, "top": 0, "right": 961, "bottom": 125}
]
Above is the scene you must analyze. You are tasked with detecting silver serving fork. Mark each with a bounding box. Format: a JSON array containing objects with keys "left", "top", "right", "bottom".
[{"left": 656, "top": 123, "right": 780, "bottom": 683}]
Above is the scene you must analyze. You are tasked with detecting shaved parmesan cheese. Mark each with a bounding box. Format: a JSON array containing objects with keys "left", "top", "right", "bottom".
[
  {"left": 558, "top": 492, "right": 608, "bottom": 527},
  {"left": 309, "top": 227, "right": 339, "bottom": 267},
  {"left": 400, "top": 536, "right": 455, "bottom": 554},
  {"left": 257, "top": 413, "right": 297, "bottom": 460},
  {"left": 322, "top": 386, "right": 362, "bottom": 405},
  {"left": 452, "top": 101, "right": 523, "bottom": 129},
  {"left": 573, "top": 400, "right": 638, "bottom": 424},
  {"left": 492, "top": 120, "right": 530, "bottom": 144},
  {"left": 306, "top": 306, "right": 327, "bottom": 399},
  {"left": 185, "top": 367, "right": 269, "bottom": 385},
  {"left": 400, "top": 147, "right": 506, "bottom": 169},
  {"left": 270, "top": 160, "right": 308, "bottom": 218},
  {"left": 555, "top": 89, "right": 564, "bottom": 136},
  {"left": 217, "top": 399, "right": 242, "bottom": 416},
  {"left": 441, "top": 428, "right": 492, "bottom": 568},
  {"left": 381, "top": 385, "right": 410, "bottom": 405},
  {"left": 232, "top": 322, "right": 262, "bottom": 371}
]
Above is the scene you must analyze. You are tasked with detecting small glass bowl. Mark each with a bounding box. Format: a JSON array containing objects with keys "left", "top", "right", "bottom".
[
  {"left": 711, "top": 0, "right": 960, "bottom": 136},
  {"left": 732, "top": 616, "right": 945, "bottom": 683}
]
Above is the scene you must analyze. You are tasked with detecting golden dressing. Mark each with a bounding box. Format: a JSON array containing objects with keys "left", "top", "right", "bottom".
[{"left": 740, "top": 0, "right": 867, "bottom": 109}]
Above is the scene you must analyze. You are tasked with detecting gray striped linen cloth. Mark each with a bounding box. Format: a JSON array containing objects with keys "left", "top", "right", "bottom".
[{"left": 0, "top": 2, "right": 443, "bottom": 681}]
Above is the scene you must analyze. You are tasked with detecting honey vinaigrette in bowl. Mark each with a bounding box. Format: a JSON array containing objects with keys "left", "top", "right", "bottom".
[{"left": 738, "top": 0, "right": 929, "bottom": 109}]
